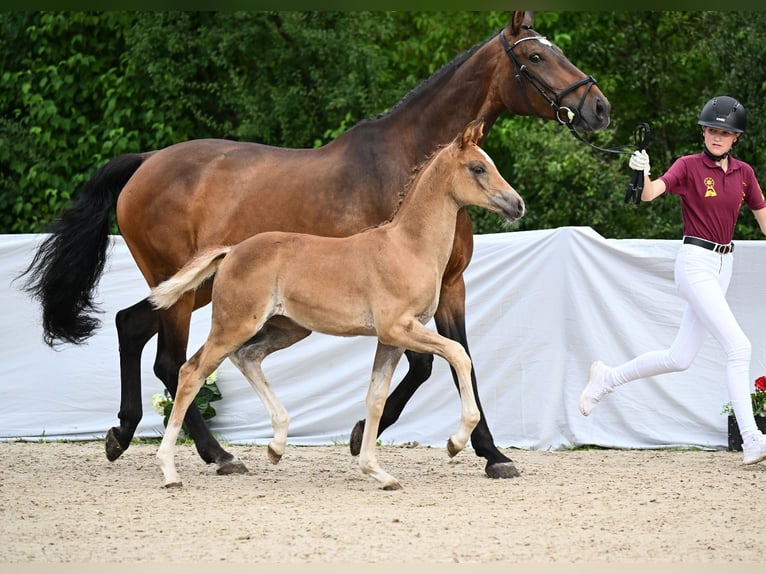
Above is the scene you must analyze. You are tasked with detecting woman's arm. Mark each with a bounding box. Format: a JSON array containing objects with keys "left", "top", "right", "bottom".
[
  {"left": 641, "top": 176, "right": 666, "bottom": 202},
  {"left": 753, "top": 206, "right": 766, "bottom": 236},
  {"left": 629, "top": 150, "right": 666, "bottom": 202}
]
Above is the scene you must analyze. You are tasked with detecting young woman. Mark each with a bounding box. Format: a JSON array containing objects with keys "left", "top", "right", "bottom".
[{"left": 579, "top": 96, "right": 766, "bottom": 465}]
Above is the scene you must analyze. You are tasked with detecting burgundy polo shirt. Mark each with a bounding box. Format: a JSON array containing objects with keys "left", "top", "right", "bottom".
[{"left": 659, "top": 152, "right": 766, "bottom": 244}]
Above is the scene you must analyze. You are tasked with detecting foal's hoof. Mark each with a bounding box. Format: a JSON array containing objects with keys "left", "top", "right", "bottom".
[
  {"left": 163, "top": 481, "right": 183, "bottom": 489},
  {"left": 446, "top": 437, "right": 462, "bottom": 458},
  {"left": 267, "top": 445, "right": 283, "bottom": 465},
  {"left": 382, "top": 480, "right": 403, "bottom": 491},
  {"left": 105, "top": 427, "right": 126, "bottom": 462},
  {"left": 349, "top": 420, "right": 364, "bottom": 456},
  {"left": 215, "top": 457, "right": 249, "bottom": 475},
  {"left": 485, "top": 460, "right": 521, "bottom": 479}
]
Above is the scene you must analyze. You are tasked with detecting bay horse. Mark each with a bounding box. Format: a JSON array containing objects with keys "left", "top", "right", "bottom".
[
  {"left": 19, "top": 11, "right": 610, "bottom": 479},
  {"left": 150, "top": 121, "right": 524, "bottom": 489}
]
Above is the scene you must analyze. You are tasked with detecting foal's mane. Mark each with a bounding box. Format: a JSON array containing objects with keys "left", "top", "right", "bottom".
[{"left": 367, "top": 141, "right": 450, "bottom": 231}]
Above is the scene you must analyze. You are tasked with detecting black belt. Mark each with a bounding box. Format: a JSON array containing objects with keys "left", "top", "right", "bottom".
[{"left": 683, "top": 236, "right": 734, "bottom": 254}]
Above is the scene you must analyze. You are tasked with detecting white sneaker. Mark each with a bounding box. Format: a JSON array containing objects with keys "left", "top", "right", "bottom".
[
  {"left": 579, "top": 360, "right": 612, "bottom": 416},
  {"left": 742, "top": 433, "right": 766, "bottom": 465}
]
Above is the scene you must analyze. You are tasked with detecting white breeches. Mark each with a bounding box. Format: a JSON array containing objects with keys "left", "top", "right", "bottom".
[{"left": 609, "top": 243, "right": 757, "bottom": 437}]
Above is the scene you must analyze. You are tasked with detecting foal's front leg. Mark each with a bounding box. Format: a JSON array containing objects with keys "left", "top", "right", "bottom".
[
  {"left": 359, "top": 343, "right": 405, "bottom": 490},
  {"left": 388, "top": 320, "right": 481, "bottom": 457}
]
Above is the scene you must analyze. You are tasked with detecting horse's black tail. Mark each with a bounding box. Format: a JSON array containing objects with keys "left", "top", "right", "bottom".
[{"left": 16, "top": 153, "right": 146, "bottom": 347}]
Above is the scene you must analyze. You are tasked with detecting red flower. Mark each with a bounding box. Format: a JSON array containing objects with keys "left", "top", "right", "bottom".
[{"left": 755, "top": 376, "right": 766, "bottom": 393}]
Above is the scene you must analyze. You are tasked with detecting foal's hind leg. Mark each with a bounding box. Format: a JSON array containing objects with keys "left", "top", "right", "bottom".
[
  {"left": 157, "top": 345, "right": 229, "bottom": 487},
  {"left": 229, "top": 317, "right": 312, "bottom": 465},
  {"left": 155, "top": 293, "right": 247, "bottom": 475},
  {"left": 157, "top": 315, "right": 263, "bottom": 487}
]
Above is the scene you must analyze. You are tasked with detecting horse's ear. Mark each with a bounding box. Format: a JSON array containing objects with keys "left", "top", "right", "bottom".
[
  {"left": 509, "top": 11, "right": 534, "bottom": 36},
  {"left": 459, "top": 120, "right": 484, "bottom": 149}
]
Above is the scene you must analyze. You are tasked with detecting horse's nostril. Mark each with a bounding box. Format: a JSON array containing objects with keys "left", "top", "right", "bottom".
[{"left": 597, "top": 98, "right": 611, "bottom": 120}]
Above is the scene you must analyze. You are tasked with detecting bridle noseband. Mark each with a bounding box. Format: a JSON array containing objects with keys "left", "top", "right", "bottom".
[{"left": 500, "top": 27, "right": 597, "bottom": 127}]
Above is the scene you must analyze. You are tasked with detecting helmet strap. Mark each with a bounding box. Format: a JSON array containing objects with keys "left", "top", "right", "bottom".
[
  {"left": 702, "top": 145, "right": 731, "bottom": 161},
  {"left": 703, "top": 146, "right": 729, "bottom": 162}
]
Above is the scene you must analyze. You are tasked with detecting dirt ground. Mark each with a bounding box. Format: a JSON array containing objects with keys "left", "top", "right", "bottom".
[{"left": 0, "top": 440, "right": 764, "bottom": 565}]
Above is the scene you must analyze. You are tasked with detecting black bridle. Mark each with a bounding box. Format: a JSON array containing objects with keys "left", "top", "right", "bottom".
[
  {"left": 501, "top": 28, "right": 651, "bottom": 204},
  {"left": 500, "top": 28, "right": 597, "bottom": 129}
]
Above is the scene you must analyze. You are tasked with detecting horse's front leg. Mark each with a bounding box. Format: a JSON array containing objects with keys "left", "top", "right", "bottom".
[
  {"left": 434, "top": 276, "right": 520, "bottom": 479},
  {"left": 359, "top": 343, "right": 405, "bottom": 490},
  {"left": 154, "top": 296, "right": 247, "bottom": 475},
  {"left": 107, "top": 298, "right": 158, "bottom": 462}
]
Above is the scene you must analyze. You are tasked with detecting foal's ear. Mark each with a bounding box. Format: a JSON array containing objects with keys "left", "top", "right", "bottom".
[{"left": 459, "top": 120, "right": 485, "bottom": 149}]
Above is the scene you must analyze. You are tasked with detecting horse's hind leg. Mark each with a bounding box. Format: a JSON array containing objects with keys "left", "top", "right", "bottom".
[
  {"left": 154, "top": 295, "right": 247, "bottom": 475},
  {"left": 229, "top": 317, "right": 312, "bottom": 464},
  {"left": 107, "top": 298, "right": 158, "bottom": 461}
]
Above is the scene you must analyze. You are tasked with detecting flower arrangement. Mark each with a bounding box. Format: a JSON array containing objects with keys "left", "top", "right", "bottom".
[
  {"left": 721, "top": 375, "right": 766, "bottom": 417},
  {"left": 152, "top": 370, "right": 223, "bottom": 433}
]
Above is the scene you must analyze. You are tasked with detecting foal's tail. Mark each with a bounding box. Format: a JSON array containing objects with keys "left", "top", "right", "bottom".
[
  {"left": 16, "top": 153, "right": 146, "bottom": 347},
  {"left": 149, "top": 247, "right": 232, "bottom": 310}
]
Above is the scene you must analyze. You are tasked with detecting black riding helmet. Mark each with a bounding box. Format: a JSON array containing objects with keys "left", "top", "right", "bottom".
[{"left": 697, "top": 96, "right": 746, "bottom": 134}]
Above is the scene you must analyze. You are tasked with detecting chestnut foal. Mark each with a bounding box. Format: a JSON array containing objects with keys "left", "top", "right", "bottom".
[{"left": 150, "top": 121, "right": 524, "bottom": 489}]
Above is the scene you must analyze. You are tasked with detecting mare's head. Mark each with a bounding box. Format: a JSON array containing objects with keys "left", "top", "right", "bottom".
[
  {"left": 439, "top": 120, "right": 525, "bottom": 223},
  {"left": 499, "top": 11, "right": 610, "bottom": 133}
]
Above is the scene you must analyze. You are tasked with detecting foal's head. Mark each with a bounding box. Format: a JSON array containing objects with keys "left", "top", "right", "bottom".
[{"left": 444, "top": 121, "right": 525, "bottom": 223}]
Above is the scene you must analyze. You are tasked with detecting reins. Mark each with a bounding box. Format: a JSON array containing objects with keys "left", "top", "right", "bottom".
[{"left": 501, "top": 28, "right": 651, "bottom": 204}]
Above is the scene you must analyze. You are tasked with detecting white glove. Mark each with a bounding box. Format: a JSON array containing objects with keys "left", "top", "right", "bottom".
[{"left": 629, "top": 149, "right": 651, "bottom": 176}]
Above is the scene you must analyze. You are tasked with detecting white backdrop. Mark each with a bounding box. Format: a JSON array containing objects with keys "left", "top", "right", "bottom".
[{"left": 2, "top": 226, "right": 764, "bottom": 450}]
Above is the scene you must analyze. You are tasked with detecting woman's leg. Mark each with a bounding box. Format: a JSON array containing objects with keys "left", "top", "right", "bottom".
[{"left": 582, "top": 246, "right": 753, "bottom": 436}]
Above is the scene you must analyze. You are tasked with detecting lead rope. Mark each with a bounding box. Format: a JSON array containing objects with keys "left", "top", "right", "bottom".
[{"left": 566, "top": 121, "right": 651, "bottom": 204}]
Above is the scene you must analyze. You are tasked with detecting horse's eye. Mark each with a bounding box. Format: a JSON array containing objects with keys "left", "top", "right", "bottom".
[
  {"left": 471, "top": 165, "right": 486, "bottom": 176},
  {"left": 529, "top": 53, "right": 542, "bottom": 64}
]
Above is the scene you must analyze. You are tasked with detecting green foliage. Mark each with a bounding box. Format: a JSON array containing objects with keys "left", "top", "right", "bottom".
[
  {"left": 152, "top": 373, "right": 223, "bottom": 436},
  {"left": 2, "top": 11, "right": 765, "bottom": 239}
]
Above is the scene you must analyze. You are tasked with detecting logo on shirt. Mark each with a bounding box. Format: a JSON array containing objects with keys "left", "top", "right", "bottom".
[{"left": 704, "top": 177, "right": 717, "bottom": 197}]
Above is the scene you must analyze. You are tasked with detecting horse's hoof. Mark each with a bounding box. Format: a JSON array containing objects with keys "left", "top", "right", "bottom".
[
  {"left": 216, "top": 457, "right": 249, "bottom": 475},
  {"left": 105, "top": 427, "right": 126, "bottom": 462},
  {"left": 163, "top": 481, "right": 183, "bottom": 489},
  {"left": 349, "top": 420, "right": 364, "bottom": 456},
  {"left": 381, "top": 480, "right": 403, "bottom": 491},
  {"left": 485, "top": 460, "right": 521, "bottom": 479},
  {"left": 267, "top": 446, "right": 282, "bottom": 465}
]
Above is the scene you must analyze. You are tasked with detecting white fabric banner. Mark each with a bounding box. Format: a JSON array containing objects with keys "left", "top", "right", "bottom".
[{"left": 2, "top": 227, "right": 764, "bottom": 450}]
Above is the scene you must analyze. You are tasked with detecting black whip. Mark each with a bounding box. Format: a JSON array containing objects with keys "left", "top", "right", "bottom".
[{"left": 624, "top": 123, "right": 651, "bottom": 205}]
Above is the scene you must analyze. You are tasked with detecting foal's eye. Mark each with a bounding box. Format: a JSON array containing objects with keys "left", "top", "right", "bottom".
[
  {"left": 529, "top": 53, "right": 542, "bottom": 64},
  {"left": 471, "top": 165, "right": 486, "bottom": 176}
]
